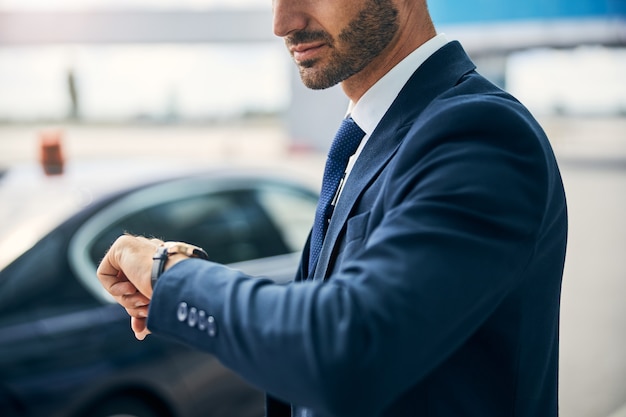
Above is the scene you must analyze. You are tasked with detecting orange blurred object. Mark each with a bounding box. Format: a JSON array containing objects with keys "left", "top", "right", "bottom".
[{"left": 39, "top": 130, "right": 65, "bottom": 176}]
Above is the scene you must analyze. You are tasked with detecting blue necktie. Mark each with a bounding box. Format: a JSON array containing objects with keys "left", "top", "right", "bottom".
[{"left": 309, "top": 117, "right": 365, "bottom": 273}]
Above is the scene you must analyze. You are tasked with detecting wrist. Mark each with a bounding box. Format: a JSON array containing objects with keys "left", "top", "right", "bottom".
[
  {"left": 151, "top": 242, "right": 209, "bottom": 290},
  {"left": 163, "top": 253, "right": 190, "bottom": 272}
]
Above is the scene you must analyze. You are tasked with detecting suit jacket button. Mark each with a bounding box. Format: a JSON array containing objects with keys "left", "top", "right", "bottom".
[
  {"left": 207, "top": 316, "right": 217, "bottom": 337},
  {"left": 177, "top": 302, "right": 188, "bottom": 322}
]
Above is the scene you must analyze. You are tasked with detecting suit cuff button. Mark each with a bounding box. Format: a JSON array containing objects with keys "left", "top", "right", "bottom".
[
  {"left": 197, "top": 310, "right": 207, "bottom": 331},
  {"left": 177, "top": 302, "right": 188, "bottom": 322},
  {"left": 207, "top": 316, "right": 217, "bottom": 337},
  {"left": 187, "top": 307, "right": 198, "bottom": 328}
]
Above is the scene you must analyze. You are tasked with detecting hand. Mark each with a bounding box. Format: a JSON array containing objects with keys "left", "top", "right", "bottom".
[{"left": 97, "top": 234, "right": 162, "bottom": 340}]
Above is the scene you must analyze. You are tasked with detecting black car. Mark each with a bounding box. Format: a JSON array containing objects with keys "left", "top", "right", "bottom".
[{"left": 0, "top": 161, "right": 318, "bottom": 417}]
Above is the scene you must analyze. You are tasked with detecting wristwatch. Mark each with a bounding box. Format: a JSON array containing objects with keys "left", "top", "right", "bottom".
[{"left": 151, "top": 242, "right": 209, "bottom": 289}]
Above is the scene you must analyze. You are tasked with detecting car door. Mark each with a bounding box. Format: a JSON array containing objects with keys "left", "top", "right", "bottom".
[{"left": 66, "top": 175, "right": 318, "bottom": 416}]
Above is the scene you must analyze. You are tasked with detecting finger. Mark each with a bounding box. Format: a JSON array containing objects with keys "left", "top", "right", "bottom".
[
  {"left": 109, "top": 281, "right": 139, "bottom": 297},
  {"left": 131, "top": 317, "right": 151, "bottom": 340},
  {"left": 116, "top": 235, "right": 158, "bottom": 298},
  {"left": 97, "top": 234, "right": 157, "bottom": 299},
  {"left": 96, "top": 252, "right": 123, "bottom": 291},
  {"left": 117, "top": 292, "right": 151, "bottom": 311},
  {"left": 125, "top": 305, "right": 149, "bottom": 319},
  {"left": 97, "top": 238, "right": 132, "bottom": 293}
]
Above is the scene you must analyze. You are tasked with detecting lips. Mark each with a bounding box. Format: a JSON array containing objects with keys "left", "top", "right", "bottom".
[{"left": 291, "top": 42, "right": 327, "bottom": 62}]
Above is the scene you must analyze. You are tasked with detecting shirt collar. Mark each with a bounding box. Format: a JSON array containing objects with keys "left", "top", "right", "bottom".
[{"left": 348, "top": 33, "right": 449, "bottom": 136}]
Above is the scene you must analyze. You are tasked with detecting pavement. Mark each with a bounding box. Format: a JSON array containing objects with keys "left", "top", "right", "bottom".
[{"left": 1, "top": 115, "right": 625, "bottom": 417}]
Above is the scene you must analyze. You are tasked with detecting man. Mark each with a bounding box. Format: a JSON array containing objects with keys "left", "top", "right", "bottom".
[{"left": 97, "top": 0, "right": 568, "bottom": 416}]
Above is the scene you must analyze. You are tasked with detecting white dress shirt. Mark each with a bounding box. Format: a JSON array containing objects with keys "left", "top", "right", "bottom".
[{"left": 344, "top": 33, "right": 450, "bottom": 182}]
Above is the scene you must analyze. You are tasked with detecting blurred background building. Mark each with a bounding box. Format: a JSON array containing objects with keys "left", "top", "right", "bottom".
[
  {"left": 0, "top": 0, "right": 624, "bottom": 142},
  {"left": 0, "top": 1, "right": 625, "bottom": 416}
]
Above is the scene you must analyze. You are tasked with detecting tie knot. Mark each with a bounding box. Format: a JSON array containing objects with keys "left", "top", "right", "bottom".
[{"left": 327, "top": 117, "right": 365, "bottom": 163}]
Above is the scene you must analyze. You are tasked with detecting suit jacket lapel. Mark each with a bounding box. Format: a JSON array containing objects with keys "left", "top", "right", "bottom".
[
  {"left": 312, "top": 41, "right": 476, "bottom": 281},
  {"left": 312, "top": 119, "right": 408, "bottom": 280}
]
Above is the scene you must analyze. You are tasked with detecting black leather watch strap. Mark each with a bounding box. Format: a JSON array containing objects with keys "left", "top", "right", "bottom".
[{"left": 151, "top": 245, "right": 169, "bottom": 289}]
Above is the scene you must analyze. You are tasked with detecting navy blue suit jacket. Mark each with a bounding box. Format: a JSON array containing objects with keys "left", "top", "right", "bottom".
[{"left": 148, "top": 41, "right": 568, "bottom": 417}]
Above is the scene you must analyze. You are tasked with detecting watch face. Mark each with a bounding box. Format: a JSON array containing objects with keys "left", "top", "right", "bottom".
[
  {"left": 191, "top": 247, "right": 209, "bottom": 260},
  {"left": 165, "top": 242, "right": 209, "bottom": 260}
]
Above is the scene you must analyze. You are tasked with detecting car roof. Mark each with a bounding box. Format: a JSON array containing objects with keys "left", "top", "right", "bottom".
[{"left": 0, "top": 158, "right": 320, "bottom": 271}]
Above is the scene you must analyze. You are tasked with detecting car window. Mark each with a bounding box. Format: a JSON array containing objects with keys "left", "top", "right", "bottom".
[
  {"left": 89, "top": 189, "right": 292, "bottom": 265},
  {"left": 255, "top": 184, "right": 317, "bottom": 252}
]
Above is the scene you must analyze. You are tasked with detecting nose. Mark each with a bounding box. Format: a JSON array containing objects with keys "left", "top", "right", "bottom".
[{"left": 272, "top": 0, "right": 307, "bottom": 38}]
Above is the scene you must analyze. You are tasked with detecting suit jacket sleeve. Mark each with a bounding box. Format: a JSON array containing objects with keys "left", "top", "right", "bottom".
[{"left": 147, "top": 92, "right": 565, "bottom": 417}]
